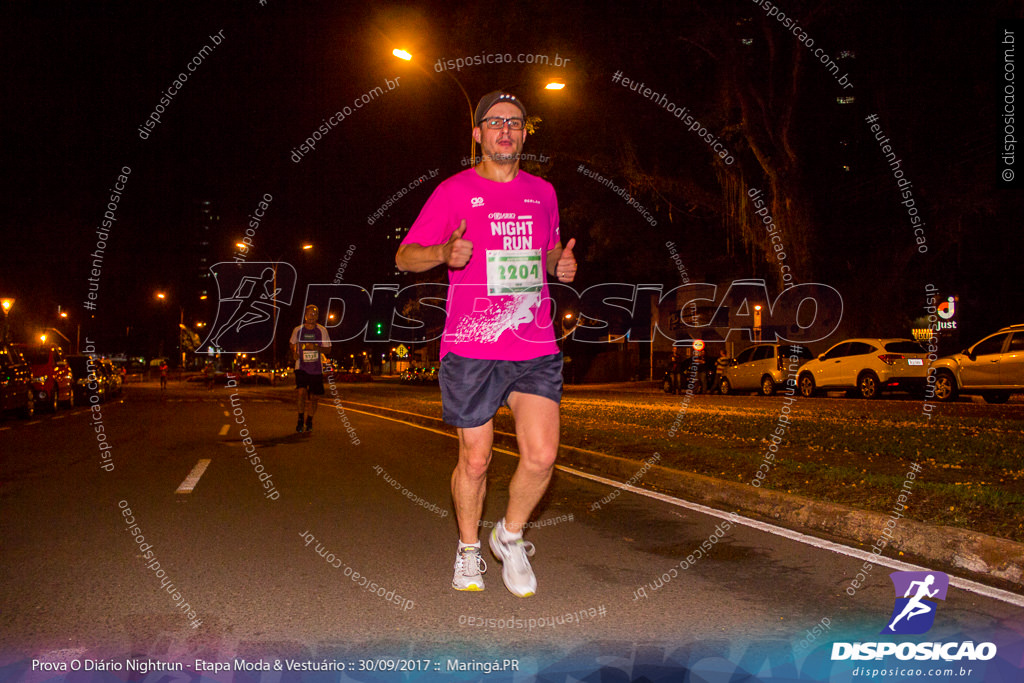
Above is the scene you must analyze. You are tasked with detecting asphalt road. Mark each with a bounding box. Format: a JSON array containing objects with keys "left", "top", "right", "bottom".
[{"left": 1, "top": 383, "right": 1022, "bottom": 680}]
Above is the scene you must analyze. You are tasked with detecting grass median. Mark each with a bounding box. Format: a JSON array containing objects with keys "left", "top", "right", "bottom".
[{"left": 328, "top": 382, "right": 1024, "bottom": 543}]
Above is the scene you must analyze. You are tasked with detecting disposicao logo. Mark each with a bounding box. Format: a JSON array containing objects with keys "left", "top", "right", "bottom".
[
  {"left": 882, "top": 571, "right": 948, "bottom": 635},
  {"left": 831, "top": 571, "right": 997, "bottom": 663}
]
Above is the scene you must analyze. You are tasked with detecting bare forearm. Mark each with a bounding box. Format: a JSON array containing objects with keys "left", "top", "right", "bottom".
[
  {"left": 546, "top": 245, "right": 563, "bottom": 276},
  {"left": 396, "top": 243, "right": 445, "bottom": 273}
]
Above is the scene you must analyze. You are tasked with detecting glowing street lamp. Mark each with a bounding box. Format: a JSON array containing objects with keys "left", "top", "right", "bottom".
[
  {"left": 155, "top": 291, "right": 187, "bottom": 368},
  {"left": 1, "top": 298, "right": 13, "bottom": 342},
  {"left": 545, "top": 82, "right": 566, "bottom": 90}
]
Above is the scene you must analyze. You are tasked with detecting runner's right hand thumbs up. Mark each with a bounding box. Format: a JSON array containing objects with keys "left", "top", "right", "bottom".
[{"left": 443, "top": 220, "right": 473, "bottom": 268}]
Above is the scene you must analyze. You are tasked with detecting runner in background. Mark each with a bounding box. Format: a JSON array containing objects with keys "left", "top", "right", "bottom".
[{"left": 289, "top": 304, "right": 331, "bottom": 433}]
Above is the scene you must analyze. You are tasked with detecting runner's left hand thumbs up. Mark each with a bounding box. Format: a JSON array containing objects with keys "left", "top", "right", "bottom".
[{"left": 555, "top": 238, "right": 577, "bottom": 283}]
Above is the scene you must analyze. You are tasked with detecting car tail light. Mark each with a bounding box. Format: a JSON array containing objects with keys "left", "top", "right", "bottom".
[{"left": 878, "top": 354, "right": 903, "bottom": 365}]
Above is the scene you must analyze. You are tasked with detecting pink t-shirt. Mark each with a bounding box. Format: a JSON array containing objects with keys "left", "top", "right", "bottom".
[{"left": 402, "top": 168, "right": 561, "bottom": 360}]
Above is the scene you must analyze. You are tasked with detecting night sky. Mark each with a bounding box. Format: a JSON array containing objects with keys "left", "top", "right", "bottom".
[{"left": 3, "top": 1, "right": 1022, "bottom": 357}]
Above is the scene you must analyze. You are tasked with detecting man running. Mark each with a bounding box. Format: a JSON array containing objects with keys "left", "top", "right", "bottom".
[
  {"left": 396, "top": 90, "right": 577, "bottom": 597},
  {"left": 289, "top": 304, "right": 331, "bottom": 433}
]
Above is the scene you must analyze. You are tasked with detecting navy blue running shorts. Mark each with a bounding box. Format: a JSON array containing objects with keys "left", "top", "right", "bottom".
[
  {"left": 295, "top": 369, "right": 325, "bottom": 395},
  {"left": 439, "top": 352, "right": 563, "bottom": 428}
]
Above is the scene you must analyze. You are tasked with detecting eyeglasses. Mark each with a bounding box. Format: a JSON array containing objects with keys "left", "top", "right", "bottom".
[{"left": 480, "top": 116, "right": 525, "bottom": 130}]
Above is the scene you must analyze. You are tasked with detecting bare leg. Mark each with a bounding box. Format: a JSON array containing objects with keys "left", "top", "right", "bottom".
[
  {"left": 451, "top": 421, "right": 494, "bottom": 544},
  {"left": 503, "top": 392, "right": 560, "bottom": 534}
]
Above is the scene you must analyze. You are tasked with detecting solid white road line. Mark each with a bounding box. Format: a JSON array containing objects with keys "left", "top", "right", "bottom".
[
  {"left": 176, "top": 458, "right": 212, "bottom": 494},
  {"left": 339, "top": 404, "right": 1024, "bottom": 608}
]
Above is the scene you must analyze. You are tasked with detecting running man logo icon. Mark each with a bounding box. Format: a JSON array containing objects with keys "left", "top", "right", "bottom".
[
  {"left": 200, "top": 262, "right": 297, "bottom": 353},
  {"left": 882, "top": 571, "right": 949, "bottom": 635}
]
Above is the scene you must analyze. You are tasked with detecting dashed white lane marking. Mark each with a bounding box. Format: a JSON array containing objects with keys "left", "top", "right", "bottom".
[
  {"left": 218, "top": 424, "right": 230, "bottom": 436},
  {"left": 339, "top": 404, "right": 1024, "bottom": 609},
  {"left": 175, "top": 459, "right": 212, "bottom": 494}
]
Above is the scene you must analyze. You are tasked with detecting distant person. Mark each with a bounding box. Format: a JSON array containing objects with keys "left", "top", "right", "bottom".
[
  {"left": 395, "top": 90, "right": 577, "bottom": 597},
  {"left": 668, "top": 348, "right": 683, "bottom": 394},
  {"left": 691, "top": 349, "right": 707, "bottom": 393},
  {"left": 159, "top": 359, "right": 168, "bottom": 390},
  {"left": 289, "top": 304, "right": 331, "bottom": 433},
  {"left": 712, "top": 348, "right": 731, "bottom": 393}
]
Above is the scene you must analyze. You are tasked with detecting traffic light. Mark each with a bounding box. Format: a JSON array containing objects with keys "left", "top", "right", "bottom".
[{"left": 373, "top": 321, "right": 384, "bottom": 337}]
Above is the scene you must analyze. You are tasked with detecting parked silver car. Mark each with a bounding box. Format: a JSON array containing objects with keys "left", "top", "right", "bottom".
[
  {"left": 930, "top": 324, "right": 1024, "bottom": 403},
  {"left": 719, "top": 344, "right": 813, "bottom": 396}
]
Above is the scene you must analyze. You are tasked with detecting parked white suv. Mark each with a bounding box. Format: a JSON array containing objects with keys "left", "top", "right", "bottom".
[
  {"left": 930, "top": 324, "right": 1024, "bottom": 403},
  {"left": 797, "top": 338, "right": 929, "bottom": 399}
]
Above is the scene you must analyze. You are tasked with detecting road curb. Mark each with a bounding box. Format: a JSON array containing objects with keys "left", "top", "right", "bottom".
[{"left": 556, "top": 446, "right": 1024, "bottom": 593}]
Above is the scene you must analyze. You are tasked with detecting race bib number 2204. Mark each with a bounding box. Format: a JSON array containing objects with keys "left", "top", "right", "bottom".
[{"left": 485, "top": 249, "right": 543, "bottom": 295}]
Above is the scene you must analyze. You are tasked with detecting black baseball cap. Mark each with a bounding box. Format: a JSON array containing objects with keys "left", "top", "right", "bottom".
[{"left": 474, "top": 91, "right": 527, "bottom": 126}]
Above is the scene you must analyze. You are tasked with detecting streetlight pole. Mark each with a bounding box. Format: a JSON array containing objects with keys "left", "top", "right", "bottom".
[
  {"left": 443, "top": 70, "right": 477, "bottom": 166},
  {"left": 44, "top": 327, "right": 71, "bottom": 348},
  {"left": 179, "top": 306, "right": 185, "bottom": 370},
  {"left": 393, "top": 49, "right": 476, "bottom": 166}
]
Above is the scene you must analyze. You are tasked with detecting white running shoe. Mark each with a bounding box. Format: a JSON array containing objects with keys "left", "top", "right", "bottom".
[
  {"left": 452, "top": 546, "right": 487, "bottom": 591},
  {"left": 489, "top": 520, "right": 537, "bottom": 597}
]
